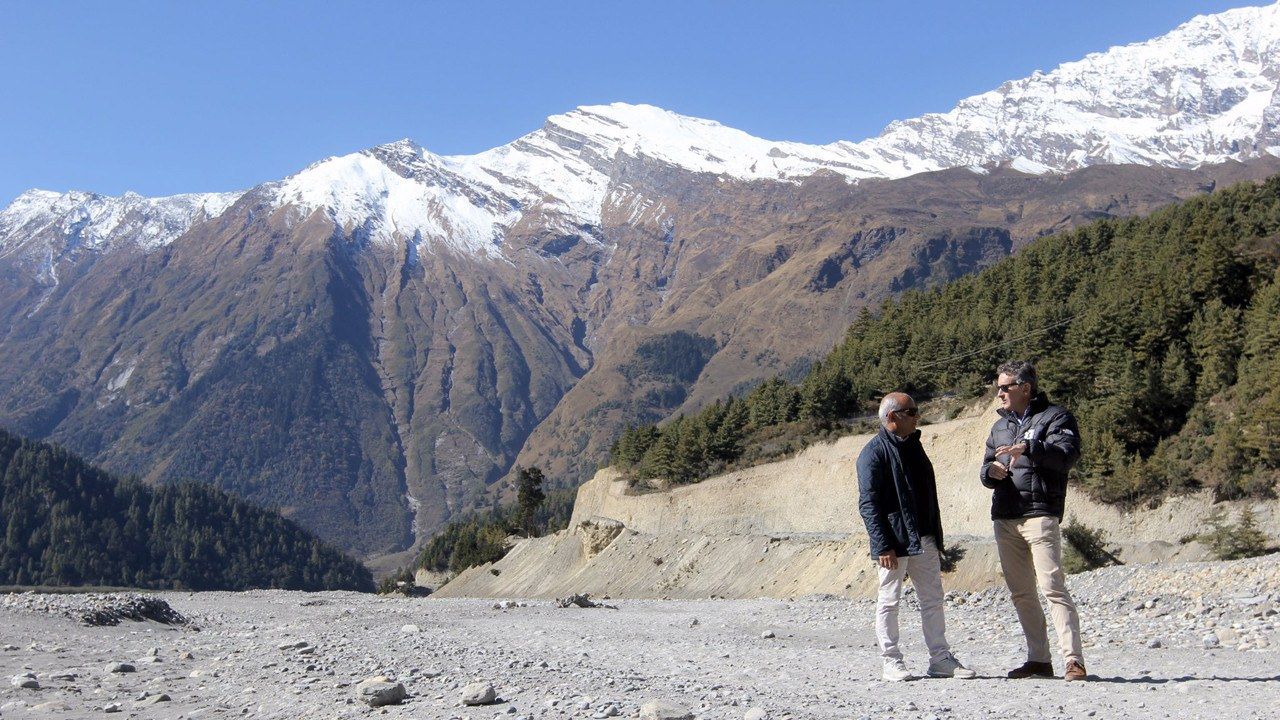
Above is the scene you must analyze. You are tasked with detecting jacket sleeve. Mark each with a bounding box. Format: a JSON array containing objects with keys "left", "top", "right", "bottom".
[
  {"left": 1026, "top": 408, "right": 1081, "bottom": 473},
  {"left": 980, "top": 427, "right": 1003, "bottom": 489},
  {"left": 857, "top": 447, "right": 893, "bottom": 557}
]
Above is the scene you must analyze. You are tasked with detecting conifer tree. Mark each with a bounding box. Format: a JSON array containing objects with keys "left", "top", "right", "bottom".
[{"left": 515, "top": 466, "right": 547, "bottom": 536}]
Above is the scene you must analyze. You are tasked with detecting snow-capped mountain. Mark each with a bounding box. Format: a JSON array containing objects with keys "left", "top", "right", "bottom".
[
  {"left": 0, "top": 189, "right": 243, "bottom": 282},
  {"left": 3, "top": 3, "right": 1280, "bottom": 560},
  {"left": 850, "top": 2, "right": 1280, "bottom": 174},
  {"left": 277, "top": 1, "right": 1280, "bottom": 251},
  {"left": 9, "top": 3, "right": 1279, "bottom": 263}
]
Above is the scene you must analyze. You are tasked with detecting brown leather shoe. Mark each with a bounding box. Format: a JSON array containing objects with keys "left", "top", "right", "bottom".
[
  {"left": 1064, "top": 660, "right": 1088, "bottom": 681},
  {"left": 1007, "top": 660, "right": 1055, "bottom": 679}
]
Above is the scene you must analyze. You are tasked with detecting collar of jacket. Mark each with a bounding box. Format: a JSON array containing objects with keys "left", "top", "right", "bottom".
[
  {"left": 880, "top": 426, "right": 921, "bottom": 445},
  {"left": 996, "top": 393, "right": 1051, "bottom": 420}
]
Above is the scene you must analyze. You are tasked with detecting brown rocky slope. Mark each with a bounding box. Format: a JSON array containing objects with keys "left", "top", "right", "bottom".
[
  {"left": 3, "top": 158, "right": 1279, "bottom": 563},
  {"left": 513, "top": 158, "right": 1280, "bottom": 492}
]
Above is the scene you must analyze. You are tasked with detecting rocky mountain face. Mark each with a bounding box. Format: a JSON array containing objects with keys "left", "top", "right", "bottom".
[
  {"left": 3, "top": 3, "right": 1280, "bottom": 559},
  {"left": 514, "top": 157, "right": 1280, "bottom": 491}
]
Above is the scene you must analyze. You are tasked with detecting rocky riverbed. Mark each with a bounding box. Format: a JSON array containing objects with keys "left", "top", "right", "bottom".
[{"left": 2, "top": 556, "right": 1277, "bottom": 720}]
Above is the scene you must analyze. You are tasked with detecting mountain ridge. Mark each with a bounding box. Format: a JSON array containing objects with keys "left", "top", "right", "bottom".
[
  {"left": 3, "top": 3, "right": 1280, "bottom": 561},
  {"left": 8, "top": 3, "right": 1280, "bottom": 258}
]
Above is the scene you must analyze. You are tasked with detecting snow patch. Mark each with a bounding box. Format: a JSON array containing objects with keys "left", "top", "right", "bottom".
[
  {"left": 404, "top": 491, "right": 422, "bottom": 546},
  {"left": 106, "top": 360, "right": 137, "bottom": 392},
  {"left": 1009, "top": 157, "right": 1054, "bottom": 174},
  {"left": 0, "top": 188, "right": 244, "bottom": 287}
]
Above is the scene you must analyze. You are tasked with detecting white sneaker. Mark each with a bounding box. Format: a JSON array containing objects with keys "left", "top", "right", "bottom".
[
  {"left": 882, "top": 658, "right": 918, "bottom": 682},
  {"left": 928, "top": 652, "right": 977, "bottom": 679}
]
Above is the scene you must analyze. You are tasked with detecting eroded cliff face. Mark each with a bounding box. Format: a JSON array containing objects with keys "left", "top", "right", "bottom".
[{"left": 438, "top": 398, "right": 1280, "bottom": 599}]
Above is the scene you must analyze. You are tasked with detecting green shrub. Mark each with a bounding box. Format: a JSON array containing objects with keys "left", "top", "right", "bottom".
[
  {"left": 376, "top": 567, "right": 415, "bottom": 595},
  {"left": 939, "top": 543, "right": 967, "bottom": 573},
  {"left": 1199, "top": 507, "right": 1273, "bottom": 560},
  {"left": 1062, "top": 518, "right": 1120, "bottom": 574},
  {"left": 413, "top": 477, "right": 575, "bottom": 575}
]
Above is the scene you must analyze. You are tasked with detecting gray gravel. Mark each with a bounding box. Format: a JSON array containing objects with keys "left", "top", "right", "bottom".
[{"left": 1, "top": 555, "right": 1277, "bottom": 719}]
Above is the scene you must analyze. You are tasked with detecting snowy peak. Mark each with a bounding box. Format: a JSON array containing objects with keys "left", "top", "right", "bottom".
[
  {"left": 852, "top": 2, "right": 1280, "bottom": 173},
  {"left": 442, "top": 103, "right": 878, "bottom": 232},
  {"left": 475, "top": 103, "right": 878, "bottom": 186},
  {"left": 538, "top": 104, "right": 817, "bottom": 177},
  {"left": 8, "top": 3, "right": 1280, "bottom": 264},
  {"left": 273, "top": 143, "right": 520, "bottom": 257},
  {"left": 540, "top": 103, "right": 880, "bottom": 180},
  {"left": 481, "top": 3, "right": 1280, "bottom": 181},
  {"left": 0, "top": 188, "right": 243, "bottom": 263}
]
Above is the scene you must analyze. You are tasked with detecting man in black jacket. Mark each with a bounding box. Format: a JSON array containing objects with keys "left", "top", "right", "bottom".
[
  {"left": 859, "top": 392, "right": 975, "bottom": 681},
  {"left": 980, "top": 360, "right": 1088, "bottom": 681}
]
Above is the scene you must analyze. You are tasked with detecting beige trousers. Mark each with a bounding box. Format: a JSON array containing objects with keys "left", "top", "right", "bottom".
[
  {"left": 994, "top": 516, "right": 1084, "bottom": 665},
  {"left": 875, "top": 536, "right": 951, "bottom": 663}
]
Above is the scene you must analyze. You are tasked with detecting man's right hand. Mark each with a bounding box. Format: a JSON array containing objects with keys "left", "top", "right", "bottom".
[
  {"left": 878, "top": 550, "right": 898, "bottom": 570},
  {"left": 987, "top": 460, "right": 1008, "bottom": 480}
]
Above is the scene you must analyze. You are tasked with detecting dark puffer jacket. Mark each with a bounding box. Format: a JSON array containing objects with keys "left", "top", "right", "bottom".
[
  {"left": 980, "top": 395, "right": 1082, "bottom": 520},
  {"left": 858, "top": 427, "right": 944, "bottom": 557}
]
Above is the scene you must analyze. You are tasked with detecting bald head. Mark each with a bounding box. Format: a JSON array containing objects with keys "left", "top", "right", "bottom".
[
  {"left": 878, "top": 393, "right": 912, "bottom": 423},
  {"left": 878, "top": 392, "right": 919, "bottom": 437}
]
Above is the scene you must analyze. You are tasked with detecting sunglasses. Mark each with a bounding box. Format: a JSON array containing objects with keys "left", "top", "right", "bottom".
[
  {"left": 997, "top": 382, "right": 1025, "bottom": 393},
  {"left": 894, "top": 407, "right": 920, "bottom": 417}
]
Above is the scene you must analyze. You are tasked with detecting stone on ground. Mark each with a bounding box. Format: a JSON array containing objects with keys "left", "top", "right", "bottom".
[
  {"left": 355, "top": 676, "right": 407, "bottom": 707},
  {"left": 461, "top": 681, "right": 498, "bottom": 705}
]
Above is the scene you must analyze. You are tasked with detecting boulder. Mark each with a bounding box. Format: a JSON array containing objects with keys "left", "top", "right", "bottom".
[
  {"left": 355, "top": 676, "right": 407, "bottom": 707},
  {"left": 461, "top": 681, "right": 498, "bottom": 706}
]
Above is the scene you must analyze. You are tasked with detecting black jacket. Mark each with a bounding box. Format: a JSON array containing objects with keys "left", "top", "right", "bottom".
[
  {"left": 857, "top": 427, "right": 944, "bottom": 557},
  {"left": 980, "top": 395, "right": 1082, "bottom": 520}
]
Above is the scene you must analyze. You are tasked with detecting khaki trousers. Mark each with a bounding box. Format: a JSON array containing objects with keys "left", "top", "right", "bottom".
[
  {"left": 875, "top": 536, "right": 951, "bottom": 663},
  {"left": 994, "top": 516, "right": 1083, "bottom": 665}
]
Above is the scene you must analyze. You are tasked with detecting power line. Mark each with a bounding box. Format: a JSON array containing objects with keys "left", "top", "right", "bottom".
[{"left": 915, "top": 315, "right": 1079, "bottom": 371}]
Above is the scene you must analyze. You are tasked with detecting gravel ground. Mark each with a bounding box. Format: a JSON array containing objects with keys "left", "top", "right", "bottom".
[{"left": 1, "top": 556, "right": 1277, "bottom": 720}]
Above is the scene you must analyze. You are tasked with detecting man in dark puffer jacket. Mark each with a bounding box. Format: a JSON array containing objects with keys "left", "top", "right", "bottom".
[
  {"left": 981, "top": 360, "right": 1088, "bottom": 682},
  {"left": 859, "top": 392, "right": 975, "bottom": 682}
]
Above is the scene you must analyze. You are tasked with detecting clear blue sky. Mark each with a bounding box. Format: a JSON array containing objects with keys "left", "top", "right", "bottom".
[{"left": 0, "top": 1, "right": 1258, "bottom": 204}]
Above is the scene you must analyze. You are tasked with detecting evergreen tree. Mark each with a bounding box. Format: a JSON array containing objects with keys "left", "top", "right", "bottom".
[
  {"left": 611, "top": 425, "right": 660, "bottom": 468},
  {"left": 0, "top": 429, "right": 373, "bottom": 591},
  {"left": 1189, "top": 299, "right": 1243, "bottom": 401},
  {"left": 515, "top": 466, "right": 547, "bottom": 536}
]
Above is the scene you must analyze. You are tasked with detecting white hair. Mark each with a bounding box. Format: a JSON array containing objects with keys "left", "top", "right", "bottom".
[{"left": 878, "top": 394, "right": 910, "bottom": 427}]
